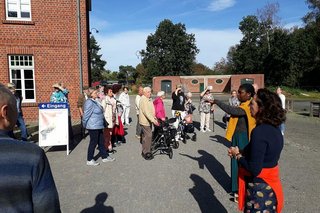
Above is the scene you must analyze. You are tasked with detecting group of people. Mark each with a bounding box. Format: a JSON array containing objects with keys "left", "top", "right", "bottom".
[
  {"left": 79, "top": 85, "right": 134, "bottom": 166},
  {"left": 2, "top": 79, "right": 288, "bottom": 212}
]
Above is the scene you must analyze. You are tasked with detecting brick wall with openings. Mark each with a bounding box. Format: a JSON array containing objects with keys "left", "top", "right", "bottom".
[{"left": 0, "top": 0, "right": 90, "bottom": 122}]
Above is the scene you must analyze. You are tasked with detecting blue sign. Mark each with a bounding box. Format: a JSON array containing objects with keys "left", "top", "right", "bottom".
[{"left": 38, "top": 103, "right": 69, "bottom": 109}]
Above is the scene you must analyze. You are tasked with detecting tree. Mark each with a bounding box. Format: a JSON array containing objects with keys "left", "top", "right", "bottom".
[
  {"left": 90, "top": 35, "right": 107, "bottom": 82},
  {"left": 118, "top": 65, "right": 137, "bottom": 84},
  {"left": 191, "top": 63, "right": 213, "bottom": 75},
  {"left": 140, "top": 19, "right": 199, "bottom": 80},
  {"left": 135, "top": 63, "right": 148, "bottom": 84}
]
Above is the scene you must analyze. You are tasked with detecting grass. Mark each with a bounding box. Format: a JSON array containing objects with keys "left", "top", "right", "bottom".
[{"left": 267, "top": 86, "right": 320, "bottom": 100}]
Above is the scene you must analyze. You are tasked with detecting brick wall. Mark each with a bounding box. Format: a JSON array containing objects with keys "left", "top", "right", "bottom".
[
  {"left": 0, "top": 0, "right": 90, "bottom": 122},
  {"left": 153, "top": 74, "right": 264, "bottom": 94}
]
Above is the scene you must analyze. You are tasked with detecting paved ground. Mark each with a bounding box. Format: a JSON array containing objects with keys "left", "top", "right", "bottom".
[{"left": 41, "top": 96, "right": 320, "bottom": 213}]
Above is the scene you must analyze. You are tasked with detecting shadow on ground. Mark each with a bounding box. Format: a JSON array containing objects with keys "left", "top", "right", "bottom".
[
  {"left": 189, "top": 174, "right": 227, "bottom": 213},
  {"left": 180, "top": 150, "right": 231, "bottom": 193},
  {"left": 80, "top": 192, "right": 114, "bottom": 213},
  {"left": 210, "top": 135, "right": 231, "bottom": 148}
]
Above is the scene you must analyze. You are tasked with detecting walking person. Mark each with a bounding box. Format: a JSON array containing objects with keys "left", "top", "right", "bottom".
[
  {"left": 82, "top": 87, "right": 115, "bottom": 166},
  {"left": 276, "top": 87, "right": 286, "bottom": 135},
  {"left": 7, "top": 83, "right": 29, "bottom": 141},
  {"left": 139, "top": 87, "right": 159, "bottom": 160},
  {"left": 211, "top": 83, "right": 256, "bottom": 202},
  {"left": 135, "top": 86, "right": 143, "bottom": 139},
  {"left": 119, "top": 86, "right": 130, "bottom": 125},
  {"left": 228, "top": 88, "right": 286, "bottom": 213},
  {"left": 0, "top": 84, "right": 61, "bottom": 212},
  {"left": 199, "top": 86, "right": 214, "bottom": 132}
]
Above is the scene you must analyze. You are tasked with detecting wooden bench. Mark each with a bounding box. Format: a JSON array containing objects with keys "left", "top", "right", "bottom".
[{"left": 310, "top": 101, "right": 320, "bottom": 117}]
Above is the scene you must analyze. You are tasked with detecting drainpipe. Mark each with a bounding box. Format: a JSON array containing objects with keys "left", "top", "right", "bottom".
[{"left": 77, "top": 0, "right": 83, "bottom": 94}]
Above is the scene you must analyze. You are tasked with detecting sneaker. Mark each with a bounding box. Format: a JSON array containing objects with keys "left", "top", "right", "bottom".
[
  {"left": 206, "top": 129, "right": 212, "bottom": 132},
  {"left": 87, "top": 159, "right": 100, "bottom": 166},
  {"left": 102, "top": 156, "right": 115, "bottom": 162},
  {"left": 200, "top": 129, "right": 206, "bottom": 133}
]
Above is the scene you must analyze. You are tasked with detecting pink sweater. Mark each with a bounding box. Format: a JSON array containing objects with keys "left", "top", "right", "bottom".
[{"left": 153, "top": 97, "right": 166, "bottom": 120}]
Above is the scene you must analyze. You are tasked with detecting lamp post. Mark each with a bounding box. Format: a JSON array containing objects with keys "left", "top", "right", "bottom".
[{"left": 90, "top": 28, "right": 99, "bottom": 34}]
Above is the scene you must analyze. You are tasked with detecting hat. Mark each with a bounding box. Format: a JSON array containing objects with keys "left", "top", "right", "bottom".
[
  {"left": 157, "top": 91, "right": 165, "bottom": 97},
  {"left": 7, "top": 82, "right": 16, "bottom": 89},
  {"left": 52, "top": 83, "right": 61, "bottom": 89}
]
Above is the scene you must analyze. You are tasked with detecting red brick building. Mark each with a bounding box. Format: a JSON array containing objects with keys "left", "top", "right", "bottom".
[
  {"left": 0, "top": 0, "right": 91, "bottom": 122},
  {"left": 153, "top": 74, "right": 264, "bottom": 94}
]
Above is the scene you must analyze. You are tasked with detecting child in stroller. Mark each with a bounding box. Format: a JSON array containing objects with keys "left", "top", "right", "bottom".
[{"left": 151, "top": 119, "right": 178, "bottom": 159}]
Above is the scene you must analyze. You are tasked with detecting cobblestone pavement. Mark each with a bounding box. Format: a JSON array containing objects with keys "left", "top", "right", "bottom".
[{"left": 45, "top": 97, "right": 320, "bottom": 213}]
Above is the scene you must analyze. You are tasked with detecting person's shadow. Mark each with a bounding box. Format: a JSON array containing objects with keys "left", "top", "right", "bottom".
[
  {"left": 180, "top": 150, "right": 231, "bottom": 193},
  {"left": 80, "top": 192, "right": 114, "bottom": 213},
  {"left": 189, "top": 174, "right": 227, "bottom": 213},
  {"left": 210, "top": 135, "right": 231, "bottom": 148}
]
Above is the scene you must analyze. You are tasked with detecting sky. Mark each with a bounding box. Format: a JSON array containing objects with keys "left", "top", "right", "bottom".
[{"left": 90, "top": 0, "right": 310, "bottom": 71}]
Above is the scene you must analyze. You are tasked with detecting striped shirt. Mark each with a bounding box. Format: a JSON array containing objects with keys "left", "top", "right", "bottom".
[{"left": 0, "top": 130, "right": 61, "bottom": 213}]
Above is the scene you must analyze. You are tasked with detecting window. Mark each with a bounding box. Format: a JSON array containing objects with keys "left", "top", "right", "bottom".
[
  {"left": 215, "top": 79, "right": 223, "bottom": 84},
  {"left": 9, "top": 55, "right": 36, "bottom": 103},
  {"left": 191, "top": 79, "right": 199, "bottom": 84},
  {"left": 6, "top": 0, "right": 32, "bottom": 21}
]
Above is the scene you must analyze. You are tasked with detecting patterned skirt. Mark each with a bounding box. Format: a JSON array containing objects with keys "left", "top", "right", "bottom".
[{"left": 244, "top": 182, "right": 277, "bottom": 213}]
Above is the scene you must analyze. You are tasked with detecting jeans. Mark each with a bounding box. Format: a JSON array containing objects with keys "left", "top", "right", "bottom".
[
  {"left": 16, "top": 112, "right": 28, "bottom": 141},
  {"left": 87, "top": 129, "right": 108, "bottom": 161}
]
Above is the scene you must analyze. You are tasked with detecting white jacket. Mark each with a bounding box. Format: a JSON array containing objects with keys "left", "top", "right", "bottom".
[{"left": 119, "top": 92, "right": 130, "bottom": 108}]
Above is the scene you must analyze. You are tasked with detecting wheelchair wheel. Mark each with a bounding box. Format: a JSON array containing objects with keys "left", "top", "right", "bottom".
[
  {"left": 168, "top": 147, "right": 173, "bottom": 159},
  {"left": 173, "top": 140, "right": 179, "bottom": 149}
]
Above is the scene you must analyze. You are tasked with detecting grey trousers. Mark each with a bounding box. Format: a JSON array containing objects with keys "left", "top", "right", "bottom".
[
  {"left": 136, "top": 115, "right": 142, "bottom": 136},
  {"left": 141, "top": 125, "right": 152, "bottom": 154}
]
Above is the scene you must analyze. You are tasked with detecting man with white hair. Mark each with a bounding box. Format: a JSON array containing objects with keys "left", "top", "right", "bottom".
[
  {"left": 0, "top": 84, "right": 61, "bottom": 212},
  {"left": 139, "top": 87, "right": 159, "bottom": 160}
]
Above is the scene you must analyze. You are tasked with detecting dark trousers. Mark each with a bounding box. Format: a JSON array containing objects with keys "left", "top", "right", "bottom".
[
  {"left": 16, "top": 112, "right": 28, "bottom": 141},
  {"left": 87, "top": 129, "right": 108, "bottom": 161},
  {"left": 141, "top": 125, "right": 152, "bottom": 154},
  {"left": 136, "top": 115, "right": 142, "bottom": 136}
]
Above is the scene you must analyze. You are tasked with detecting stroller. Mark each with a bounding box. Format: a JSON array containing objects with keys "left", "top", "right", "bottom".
[
  {"left": 151, "top": 119, "right": 178, "bottom": 159},
  {"left": 171, "top": 111, "right": 196, "bottom": 144}
]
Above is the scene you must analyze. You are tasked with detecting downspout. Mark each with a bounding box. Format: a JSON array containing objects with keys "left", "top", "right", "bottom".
[{"left": 77, "top": 0, "right": 83, "bottom": 94}]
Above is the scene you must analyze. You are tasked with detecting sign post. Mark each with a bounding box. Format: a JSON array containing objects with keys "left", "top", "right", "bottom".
[{"left": 38, "top": 103, "right": 69, "bottom": 155}]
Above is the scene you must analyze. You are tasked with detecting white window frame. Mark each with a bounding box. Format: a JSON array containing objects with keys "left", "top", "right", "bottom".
[
  {"left": 6, "top": 0, "right": 32, "bottom": 21},
  {"left": 9, "top": 55, "right": 36, "bottom": 103}
]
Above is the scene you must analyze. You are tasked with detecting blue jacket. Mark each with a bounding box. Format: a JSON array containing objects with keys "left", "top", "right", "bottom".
[{"left": 82, "top": 99, "right": 105, "bottom": 130}]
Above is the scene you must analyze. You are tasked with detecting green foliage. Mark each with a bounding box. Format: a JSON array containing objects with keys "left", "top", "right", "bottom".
[
  {"left": 140, "top": 19, "right": 199, "bottom": 80},
  {"left": 225, "top": 2, "right": 320, "bottom": 89},
  {"left": 118, "top": 65, "right": 137, "bottom": 84},
  {"left": 90, "top": 35, "right": 107, "bottom": 82}
]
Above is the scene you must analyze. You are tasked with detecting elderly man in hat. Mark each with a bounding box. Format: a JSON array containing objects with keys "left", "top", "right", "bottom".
[
  {"left": 7, "top": 83, "right": 29, "bottom": 141},
  {"left": 0, "top": 83, "right": 61, "bottom": 212}
]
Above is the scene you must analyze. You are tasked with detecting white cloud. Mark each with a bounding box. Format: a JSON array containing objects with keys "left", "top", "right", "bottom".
[
  {"left": 96, "top": 31, "right": 151, "bottom": 71},
  {"left": 283, "top": 21, "right": 304, "bottom": 29},
  {"left": 208, "top": 0, "right": 236, "bottom": 12},
  {"left": 189, "top": 28, "right": 242, "bottom": 67},
  {"left": 95, "top": 28, "right": 242, "bottom": 71}
]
